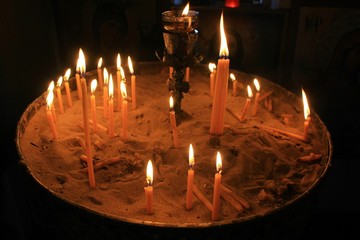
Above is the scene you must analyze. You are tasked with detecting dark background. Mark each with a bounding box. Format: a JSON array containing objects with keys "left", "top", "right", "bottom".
[{"left": 1, "top": 0, "right": 359, "bottom": 239}]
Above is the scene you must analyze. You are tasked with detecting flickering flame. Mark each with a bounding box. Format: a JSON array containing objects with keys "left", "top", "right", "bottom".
[
  {"left": 247, "top": 85, "right": 253, "bottom": 98},
  {"left": 120, "top": 81, "right": 127, "bottom": 99},
  {"left": 146, "top": 160, "right": 153, "bottom": 185},
  {"left": 189, "top": 144, "right": 195, "bottom": 167},
  {"left": 254, "top": 78, "right": 260, "bottom": 92},
  {"left": 128, "top": 56, "right": 134, "bottom": 74},
  {"left": 109, "top": 74, "right": 114, "bottom": 98},
  {"left": 169, "top": 96, "right": 174, "bottom": 110},
  {"left": 78, "top": 48, "right": 86, "bottom": 75},
  {"left": 91, "top": 79, "right": 97, "bottom": 94},
  {"left": 208, "top": 63, "right": 216, "bottom": 73},
  {"left": 57, "top": 76, "right": 63, "bottom": 87},
  {"left": 216, "top": 151, "right": 222, "bottom": 173},
  {"left": 46, "top": 91, "right": 54, "bottom": 108},
  {"left": 302, "top": 89, "right": 310, "bottom": 120},
  {"left": 64, "top": 68, "right": 71, "bottom": 81},
  {"left": 219, "top": 12, "right": 229, "bottom": 57},
  {"left": 230, "top": 73, "right": 236, "bottom": 82},
  {"left": 76, "top": 58, "right": 80, "bottom": 72},
  {"left": 48, "top": 81, "right": 55, "bottom": 92},
  {"left": 117, "top": 53, "right": 121, "bottom": 70},
  {"left": 103, "top": 67, "right": 109, "bottom": 85},
  {"left": 182, "top": 2, "right": 190, "bottom": 16},
  {"left": 120, "top": 66, "right": 126, "bottom": 81},
  {"left": 97, "top": 57, "right": 103, "bottom": 68}
]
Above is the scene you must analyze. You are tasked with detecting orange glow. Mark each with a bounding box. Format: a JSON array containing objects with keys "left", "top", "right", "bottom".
[
  {"left": 117, "top": 53, "right": 121, "bottom": 71},
  {"left": 91, "top": 79, "right": 97, "bottom": 94},
  {"left": 189, "top": 144, "right": 195, "bottom": 167},
  {"left": 46, "top": 91, "right": 54, "bottom": 109},
  {"left": 254, "top": 78, "right": 260, "bottom": 92},
  {"left": 109, "top": 74, "right": 114, "bottom": 98},
  {"left": 230, "top": 73, "right": 236, "bottom": 82},
  {"left": 97, "top": 57, "right": 103, "bottom": 68},
  {"left": 103, "top": 67, "right": 109, "bottom": 86},
  {"left": 182, "top": 2, "right": 190, "bottom": 16},
  {"left": 64, "top": 68, "right": 71, "bottom": 81},
  {"left": 247, "top": 85, "right": 253, "bottom": 98},
  {"left": 128, "top": 56, "right": 134, "bottom": 74},
  {"left": 120, "top": 81, "right": 127, "bottom": 99},
  {"left": 216, "top": 151, "right": 222, "bottom": 173},
  {"left": 302, "top": 89, "right": 310, "bottom": 119},
  {"left": 169, "top": 96, "right": 174, "bottom": 109},
  {"left": 146, "top": 160, "right": 153, "bottom": 185},
  {"left": 219, "top": 12, "right": 229, "bottom": 57},
  {"left": 208, "top": 63, "right": 216, "bottom": 72},
  {"left": 78, "top": 48, "right": 86, "bottom": 74}
]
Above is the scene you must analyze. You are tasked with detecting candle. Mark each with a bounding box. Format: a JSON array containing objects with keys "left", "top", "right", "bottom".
[
  {"left": 79, "top": 49, "right": 96, "bottom": 188},
  {"left": 302, "top": 89, "right": 311, "bottom": 140},
  {"left": 63, "top": 68, "right": 72, "bottom": 108},
  {"left": 46, "top": 91, "right": 58, "bottom": 140},
  {"left": 97, "top": 57, "right": 103, "bottom": 90},
  {"left": 169, "top": 96, "right": 180, "bottom": 148},
  {"left": 108, "top": 74, "right": 114, "bottom": 138},
  {"left": 47, "top": 81, "right": 57, "bottom": 123},
  {"left": 212, "top": 151, "right": 222, "bottom": 221},
  {"left": 185, "top": 67, "right": 190, "bottom": 82},
  {"left": 144, "top": 160, "right": 154, "bottom": 215},
  {"left": 208, "top": 63, "right": 216, "bottom": 97},
  {"left": 103, "top": 67, "right": 109, "bottom": 118},
  {"left": 169, "top": 67, "right": 174, "bottom": 79},
  {"left": 75, "top": 55, "right": 82, "bottom": 100},
  {"left": 210, "top": 12, "right": 229, "bottom": 135},
  {"left": 230, "top": 73, "right": 237, "bottom": 97},
  {"left": 186, "top": 144, "right": 195, "bottom": 210},
  {"left": 240, "top": 85, "right": 253, "bottom": 121},
  {"left": 90, "top": 79, "right": 98, "bottom": 133},
  {"left": 120, "top": 81, "right": 128, "bottom": 141},
  {"left": 128, "top": 56, "right": 136, "bottom": 110},
  {"left": 56, "top": 76, "right": 64, "bottom": 114},
  {"left": 252, "top": 78, "right": 261, "bottom": 116},
  {"left": 116, "top": 54, "right": 122, "bottom": 111}
]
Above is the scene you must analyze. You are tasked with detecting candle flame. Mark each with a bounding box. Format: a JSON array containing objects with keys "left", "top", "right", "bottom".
[
  {"left": 97, "top": 57, "right": 103, "bottom": 68},
  {"left": 48, "top": 81, "right": 55, "bottom": 92},
  {"left": 103, "top": 67, "right": 109, "bottom": 85},
  {"left": 76, "top": 58, "right": 80, "bottom": 72},
  {"left": 208, "top": 63, "right": 216, "bottom": 72},
  {"left": 78, "top": 48, "right": 86, "bottom": 74},
  {"left": 120, "top": 81, "right": 127, "bottom": 99},
  {"left": 216, "top": 151, "right": 222, "bottom": 173},
  {"left": 120, "top": 66, "right": 126, "bottom": 81},
  {"left": 230, "top": 73, "right": 236, "bottom": 82},
  {"left": 57, "top": 76, "right": 63, "bottom": 88},
  {"left": 254, "top": 78, "right": 260, "bottom": 92},
  {"left": 302, "top": 89, "right": 310, "bottom": 120},
  {"left": 146, "top": 160, "right": 153, "bottom": 185},
  {"left": 117, "top": 53, "right": 121, "bottom": 70},
  {"left": 169, "top": 96, "right": 174, "bottom": 110},
  {"left": 46, "top": 91, "right": 54, "bottom": 108},
  {"left": 109, "top": 74, "right": 114, "bottom": 98},
  {"left": 182, "top": 2, "right": 190, "bottom": 16},
  {"left": 128, "top": 56, "right": 134, "bottom": 74},
  {"left": 91, "top": 79, "right": 97, "bottom": 93},
  {"left": 219, "top": 12, "right": 229, "bottom": 58},
  {"left": 247, "top": 85, "right": 253, "bottom": 98},
  {"left": 64, "top": 68, "right": 71, "bottom": 81},
  {"left": 189, "top": 144, "right": 195, "bottom": 167}
]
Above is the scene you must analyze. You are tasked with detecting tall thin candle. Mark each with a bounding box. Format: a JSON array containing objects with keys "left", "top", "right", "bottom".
[
  {"left": 230, "top": 73, "right": 237, "bottom": 97},
  {"left": 103, "top": 67, "right": 109, "bottom": 118},
  {"left": 252, "top": 78, "right": 260, "bottom": 116},
  {"left": 116, "top": 54, "right": 122, "bottom": 111},
  {"left": 75, "top": 55, "right": 82, "bottom": 100},
  {"left": 128, "top": 56, "right": 136, "bottom": 110},
  {"left": 302, "top": 89, "right": 311, "bottom": 140},
  {"left": 186, "top": 144, "right": 195, "bottom": 210},
  {"left": 47, "top": 81, "right": 57, "bottom": 123},
  {"left": 63, "top": 68, "right": 72, "bottom": 108},
  {"left": 97, "top": 58, "right": 103, "bottom": 90},
  {"left": 120, "top": 81, "right": 128, "bottom": 141},
  {"left": 169, "top": 96, "right": 180, "bottom": 148},
  {"left": 144, "top": 160, "right": 154, "bottom": 215},
  {"left": 108, "top": 75, "right": 114, "bottom": 138},
  {"left": 240, "top": 85, "right": 253, "bottom": 121},
  {"left": 210, "top": 12, "right": 229, "bottom": 135},
  {"left": 46, "top": 91, "right": 57, "bottom": 140},
  {"left": 209, "top": 63, "right": 216, "bottom": 97},
  {"left": 56, "top": 76, "right": 64, "bottom": 114},
  {"left": 212, "top": 151, "right": 222, "bottom": 221},
  {"left": 90, "top": 79, "right": 98, "bottom": 133}
]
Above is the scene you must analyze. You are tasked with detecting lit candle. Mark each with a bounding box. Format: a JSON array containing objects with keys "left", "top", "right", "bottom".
[
  {"left": 103, "top": 67, "right": 109, "bottom": 118},
  {"left": 209, "top": 63, "right": 216, "bottom": 97},
  {"left": 144, "top": 160, "right": 154, "bottom": 215},
  {"left": 75, "top": 55, "right": 82, "bottom": 100},
  {"left": 63, "top": 68, "right": 72, "bottom": 108},
  {"left": 302, "top": 89, "right": 311, "bottom": 141},
  {"left": 47, "top": 81, "right": 57, "bottom": 123},
  {"left": 210, "top": 12, "right": 229, "bottom": 135},
  {"left": 108, "top": 74, "right": 114, "bottom": 138},
  {"left": 128, "top": 56, "right": 136, "bottom": 110},
  {"left": 97, "top": 57, "right": 103, "bottom": 90},
  {"left": 186, "top": 144, "right": 195, "bottom": 210},
  {"left": 46, "top": 91, "right": 58, "bottom": 140},
  {"left": 185, "top": 67, "right": 190, "bottom": 82},
  {"left": 169, "top": 96, "right": 180, "bottom": 148},
  {"left": 116, "top": 54, "right": 122, "bottom": 111},
  {"left": 90, "top": 79, "right": 98, "bottom": 133},
  {"left": 230, "top": 73, "right": 237, "bottom": 97},
  {"left": 120, "top": 81, "right": 128, "bottom": 141},
  {"left": 56, "top": 76, "right": 64, "bottom": 114},
  {"left": 240, "top": 85, "right": 253, "bottom": 121},
  {"left": 212, "top": 151, "right": 222, "bottom": 221},
  {"left": 252, "top": 78, "right": 261, "bottom": 116},
  {"left": 79, "top": 49, "right": 96, "bottom": 188}
]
